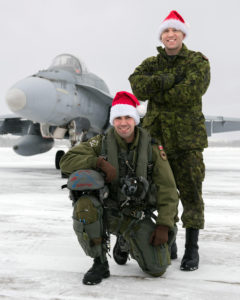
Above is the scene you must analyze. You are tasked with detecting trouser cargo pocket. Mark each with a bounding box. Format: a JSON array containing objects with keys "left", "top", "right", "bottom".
[{"left": 125, "top": 218, "right": 171, "bottom": 276}]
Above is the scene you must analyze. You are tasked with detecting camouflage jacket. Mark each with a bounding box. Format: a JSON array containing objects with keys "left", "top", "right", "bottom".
[
  {"left": 128, "top": 44, "right": 211, "bottom": 153},
  {"left": 60, "top": 127, "right": 178, "bottom": 229}
]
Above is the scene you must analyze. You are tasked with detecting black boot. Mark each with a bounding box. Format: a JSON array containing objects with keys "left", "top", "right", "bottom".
[
  {"left": 180, "top": 228, "right": 199, "bottom": 271},
  {"left": 82, "top": 257, "right": 110, "bottom": 285},
  {"left": 113, "top": 235, "right": 129, "bottom": 265},
  {"left": 170, "top": 240, "right": 178, "bottom": 259}
]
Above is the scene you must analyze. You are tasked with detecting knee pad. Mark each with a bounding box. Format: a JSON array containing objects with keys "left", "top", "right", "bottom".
[{"left": 73, "top": 195, "right": 102, "bottom": 224}]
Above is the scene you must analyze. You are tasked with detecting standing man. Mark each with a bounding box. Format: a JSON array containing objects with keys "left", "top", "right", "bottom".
[
  {"left": 60, "top": 91, "right": 178, "bottom": 285},
  {"left": 129, "top": 10, "right": 210, "bottom": 271}
]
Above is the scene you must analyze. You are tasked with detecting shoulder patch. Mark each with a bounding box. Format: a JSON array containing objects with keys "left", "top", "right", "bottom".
[
  {"left": 158, "top": 145, "right": 167, "bottom": 161},
  {"left": 88, "top": 136, "right": 100, "bottom": 148}
]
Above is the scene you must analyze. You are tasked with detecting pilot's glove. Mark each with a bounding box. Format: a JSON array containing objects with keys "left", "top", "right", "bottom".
[
  {"left": 96, "top": 156, "right": 117, "bottom": 183},
  {"left": 149, "top": 225, "right": 169, "bottom": 246}
]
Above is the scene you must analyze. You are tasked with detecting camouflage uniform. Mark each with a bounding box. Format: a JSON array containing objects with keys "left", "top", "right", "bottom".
[
  {"left": 129, "top": 43, "right": 210, "bottom": 229},
  {"left": 60, "top": 127, "right": 178, "bottom": 276}
]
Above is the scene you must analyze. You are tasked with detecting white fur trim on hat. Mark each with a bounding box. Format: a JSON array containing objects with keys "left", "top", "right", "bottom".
[
  {"left": 159, "top": 19, "right": 188, "bottom": 38},
  {"left": 110, "top": 104, "right": 140, "bottom": 125},
  {"left": 159, "top": 8, "right": 190, "bottom": 41}
]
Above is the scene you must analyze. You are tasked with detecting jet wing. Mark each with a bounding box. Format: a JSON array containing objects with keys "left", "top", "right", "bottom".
[{"left": 205, "top": 115, "right": 240, "bottom": 136}]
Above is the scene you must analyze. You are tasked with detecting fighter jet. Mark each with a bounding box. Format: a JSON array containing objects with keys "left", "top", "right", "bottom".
[
  {"left": 1, "top": 53, "right": 240, "bottom": 169},
  {"left": 0, "top": 54, "right": 113, "bottom": 168}
]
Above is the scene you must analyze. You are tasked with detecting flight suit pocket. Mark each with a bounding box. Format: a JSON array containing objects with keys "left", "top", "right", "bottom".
[
  {"left": 73, "top": 218, "right": 100, "bottom": 257},
  {"left": 155, "top": 243, "right": 171, "bottom": 268},
  {"left": 125, "top": 218, "right": 171, "bottom": 276}
]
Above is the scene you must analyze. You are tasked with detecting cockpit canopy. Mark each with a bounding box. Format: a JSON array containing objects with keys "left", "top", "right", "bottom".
[{"left": 50, "top": 54, "right": 88, "bottom": 74}]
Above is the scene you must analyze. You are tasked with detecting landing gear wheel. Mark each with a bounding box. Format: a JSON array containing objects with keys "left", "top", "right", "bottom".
[{"left": 55, "top": 150, "right": 65, "bottom": 169}]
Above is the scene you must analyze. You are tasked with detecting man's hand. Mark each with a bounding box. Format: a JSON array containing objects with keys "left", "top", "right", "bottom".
[
  {"left": 149, "top": 225, "right": 169, "bottom": 246},
  {"left": 96, "top": 157, "right": 117, "bottom": 183}
]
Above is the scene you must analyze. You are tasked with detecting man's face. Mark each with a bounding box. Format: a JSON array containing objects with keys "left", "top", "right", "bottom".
[
  {"left": 161, "top": 28, "right": 185, "bottom": 55},
  {"left": 113, "top": 116, "right": 136, "bottom": 143}
]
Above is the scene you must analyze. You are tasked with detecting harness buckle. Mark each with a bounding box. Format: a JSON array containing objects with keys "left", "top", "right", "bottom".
[{"left": 131, "top": 210, "right": 145, "bottom": 220}]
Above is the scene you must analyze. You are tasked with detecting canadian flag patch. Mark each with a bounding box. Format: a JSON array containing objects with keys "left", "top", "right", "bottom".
[{"left": 158, "top": 145, "right": 167, "bottom": 160}]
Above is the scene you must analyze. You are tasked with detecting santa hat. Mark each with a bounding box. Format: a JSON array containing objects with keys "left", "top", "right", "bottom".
[
  {"left": 159, "top": 10, "right": 188, "bottom": 39},
  {"left": 109, "top": 91, "right": 146, "bottom": 125}
]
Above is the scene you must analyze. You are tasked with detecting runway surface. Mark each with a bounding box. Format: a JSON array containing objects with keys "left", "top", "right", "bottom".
[{"left": 0, "top": 147, "right": 240, "bottom": 300}]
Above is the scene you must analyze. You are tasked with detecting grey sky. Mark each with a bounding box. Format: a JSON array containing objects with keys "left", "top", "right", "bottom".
[{"left": 1, "top": 0, "right": 240, "bottom": 119}]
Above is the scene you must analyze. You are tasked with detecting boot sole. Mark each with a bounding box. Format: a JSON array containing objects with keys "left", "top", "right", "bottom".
[
  {"left": 113, "top": 246, "right": 129, "bottom": 265},
  {"left": 82, "top": 271, "right": 110, "bottom": 285},
  {"left": 113, "top": 252, "right": 129, "bottom": 265},
  {"left": 180, "top": 265, "right": 198, "bottom": 271}
]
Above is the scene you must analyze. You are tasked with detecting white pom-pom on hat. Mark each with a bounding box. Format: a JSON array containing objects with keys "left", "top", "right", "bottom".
[{"left": 136, "top": 103, "right": 147, "bottom": 117}]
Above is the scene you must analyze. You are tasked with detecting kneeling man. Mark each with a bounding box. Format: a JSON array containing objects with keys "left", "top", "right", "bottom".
[{"left": 60, "top": 91, "right": 179, "bottom": 285}]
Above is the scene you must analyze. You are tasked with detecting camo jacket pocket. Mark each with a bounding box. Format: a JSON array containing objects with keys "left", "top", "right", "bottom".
[{"left": 175, "top": 112, "right": 208, "bottom": 150}]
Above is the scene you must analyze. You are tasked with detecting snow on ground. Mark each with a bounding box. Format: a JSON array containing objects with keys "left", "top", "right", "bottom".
[{"left": 0, "top": 147, "right": 240, "bottom": 300}]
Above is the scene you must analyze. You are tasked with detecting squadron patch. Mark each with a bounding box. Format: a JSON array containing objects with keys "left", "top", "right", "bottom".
[
  {"left": 89, "top": 138, "right": 99, "bottom": 148},
  {"left": 158, "top": 145, "right": 167, "bottom": 160}
]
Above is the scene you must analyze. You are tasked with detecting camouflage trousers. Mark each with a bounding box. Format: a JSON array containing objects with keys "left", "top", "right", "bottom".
[
  {"left": 72, "top": 195, "right": 176, "bottom": 277},
  {"left": 168, "top": 150, "right": 205, "bottom": 229}
]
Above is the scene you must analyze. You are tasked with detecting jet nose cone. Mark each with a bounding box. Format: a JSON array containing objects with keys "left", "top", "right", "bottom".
[{"left": 6, "top": 88, "right": 27, "bottom": 112}]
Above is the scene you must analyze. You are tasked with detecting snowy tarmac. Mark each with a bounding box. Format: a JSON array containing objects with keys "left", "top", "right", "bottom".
[{"left": 0, "top": 146, "right": 240, "bottom": 300}]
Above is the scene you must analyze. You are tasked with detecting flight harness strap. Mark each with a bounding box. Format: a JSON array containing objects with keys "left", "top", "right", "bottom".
[{"left": 100, "top": 128, "right": 156, "bottom": 233}]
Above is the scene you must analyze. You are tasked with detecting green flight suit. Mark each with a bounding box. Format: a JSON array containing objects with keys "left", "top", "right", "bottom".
[
  {"left": 129, "top": 44, "right": 210, "bottom": 229},
  {"left": 60, "top": 127, "right": 179, "bottom": 276}
]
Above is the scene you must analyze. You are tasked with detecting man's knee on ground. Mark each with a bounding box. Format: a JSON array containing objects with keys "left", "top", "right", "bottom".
[
  {"left": 146, "top": 267, "right": 167, "bottom": 277},
  {"left": 125, "top": 218, "right": 171, "bottom": 277}
]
